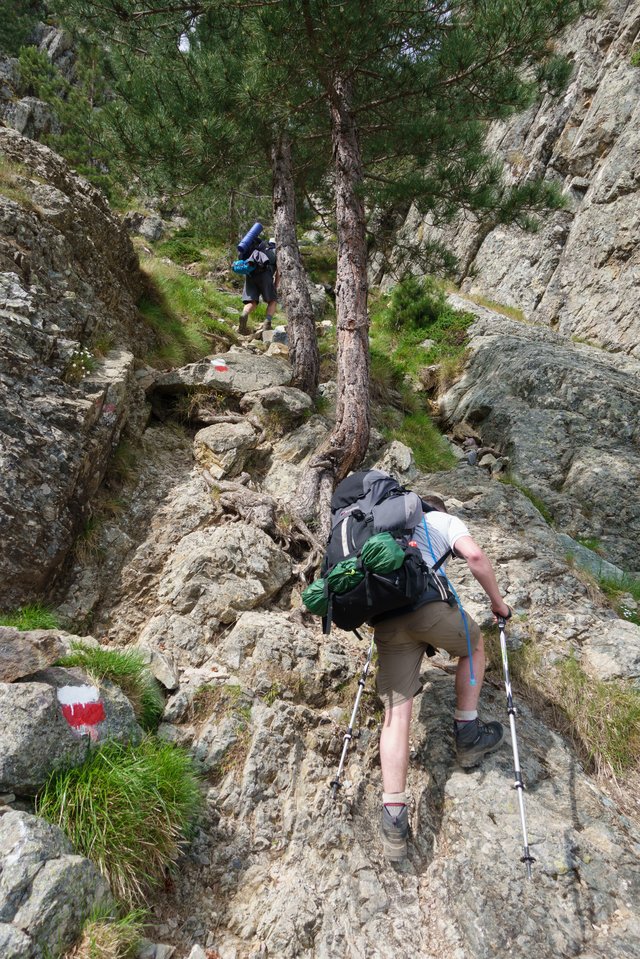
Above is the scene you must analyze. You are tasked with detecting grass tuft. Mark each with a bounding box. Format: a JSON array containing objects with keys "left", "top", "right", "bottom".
[
  {"left": 0, "top": 604, "right": 60, "bottom": 630},
  {"left": 37, "top": 738, "right": 202, "bottom": 904},
  {"left": 138, "top": 257, "right": 240, "bottom": 369},
  {"left": 67, "top": 907, "right": 145, "bottom": 959},
  {"left": 57, "top": 643, "right": 165, "bottom": 732},
  {"left": 485, "top": 633, "right": 640, "bottom": 780},
  {"left": 499, "top": 473, "right": 554, "bottom": 525}
]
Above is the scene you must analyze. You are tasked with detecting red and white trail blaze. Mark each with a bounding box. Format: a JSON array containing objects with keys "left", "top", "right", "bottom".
[
  {"left": 211, "top": 358, "right": 229, "bottom": 373},
  {"left": 57, "top": 685, "right": 105, "bottom": 741}
]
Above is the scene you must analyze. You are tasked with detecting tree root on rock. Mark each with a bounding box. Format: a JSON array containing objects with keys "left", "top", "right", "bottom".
[{"left": 201, "top": 470, "right": 324, "bottom": 583}]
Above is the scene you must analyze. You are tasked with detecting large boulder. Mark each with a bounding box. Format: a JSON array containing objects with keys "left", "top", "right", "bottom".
[
  {"left": 152, "top": 351, "right": 292, "bottom": 398},
  {"left": 193, "top": 421, "right": 258, "bottom": 479},
  {"left": 214, "top": 610, "right": 349, "bottom": 706},
  {"left": 138, "top": 523, "right": 292, "bottom": 656},
  {"left": 0, "top": 629, "right": 64, "bottom": 683},
  {"left": 0, "top": 667, "right": 141, "bottom": 795},
  {"left": 0, "top": 811, "right": 111, "bottom": 959},
  {"left": 0, "top": 128, "right": 150, "bottom": 607},
  {"left": 439, "top": 305, "right": 640, "bottom": 571}
]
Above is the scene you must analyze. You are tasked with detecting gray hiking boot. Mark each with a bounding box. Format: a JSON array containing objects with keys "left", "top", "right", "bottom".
[
  {"left": 455, "top": 717, "right": 505, "bottom": 768},
  {"left": 381, "top": 803, "right": 408, "bottom": 861}
]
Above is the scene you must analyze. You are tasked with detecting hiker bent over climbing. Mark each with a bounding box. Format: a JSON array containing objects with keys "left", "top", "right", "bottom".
[
  {"left": 240, "top": 237, "right": 278, "bottom": 335},
  {"left": 372, "top": 494, "right": 511, "bottom": 861}
]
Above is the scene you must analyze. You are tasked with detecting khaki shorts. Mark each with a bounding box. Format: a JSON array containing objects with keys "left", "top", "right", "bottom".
[{"left": 374, "top": 602, "right": 481, "bottom": 710}]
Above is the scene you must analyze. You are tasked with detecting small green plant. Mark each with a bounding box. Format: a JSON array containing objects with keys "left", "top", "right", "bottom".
[
  {"left": 64, "top": 348, "right": 97, "bottom": 385},
  {"left": 37, "top": 738, "right": 202, "bottom": 904},
  {"left": 190, "top": 683, "right": 223, "bottom": 722},
  {"left": 499, "top": 474, "right": 554, "bottom": 525},
  {"left": 0, "top": 604, "right": 60, "bottom": 630},
  {"left": 596, "top": 572, "right": 640, "bottom": 627},
  {"left": 484, "top": 634, "right": 640, "bottom": 780},
  {"left": 156, "top": 236, "right": 204, "bottom": 264},
  {"left": 0, "top": 156, "right": 41, "bottom": 210},
  {"left": 575, "top": 536, "right": 605, "bottom": 555},
  {"left": 74, "top": 517, "right": 105, "bottom": 565},
  {"left": 57, "top": 643, "right": 165, "bottom": 732},
  {"left": 67, "top": 907, "right": 145, "bottom": 959},
  {"left": 383, "top": 275, "right": 449, "bottom": 332},
  {"left": 263, "top": 682, "right": 282, "bottom": 706},
  {"left": 107, "top": 439, "right": 139, "bottom": 488},
  {"left": 630, "top": 49, "right": 640, "bottom": 67}
]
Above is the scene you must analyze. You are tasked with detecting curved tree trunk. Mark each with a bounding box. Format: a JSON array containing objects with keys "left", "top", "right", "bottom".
[
  {"left": 297, "top": 75, "right": 370, "bottom": 534},
  {"left": 272, "top": 131, "right": 320, "bottom": 396}
]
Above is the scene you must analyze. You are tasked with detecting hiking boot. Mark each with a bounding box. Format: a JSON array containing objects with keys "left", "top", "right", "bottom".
[
  {"left": 455, "top": 717, "right": 505, "bottom": 769},
  {"left": 381, "top": 803, "right": 408, "bottom": 861}
]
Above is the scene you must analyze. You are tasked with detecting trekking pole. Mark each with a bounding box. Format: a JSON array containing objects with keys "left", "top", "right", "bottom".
[
  {"left": 330, "top": 628, "right": 375, "bottom": 800},
  {"left": 497, "top": 614, "right": 535, "bottom": 879}
]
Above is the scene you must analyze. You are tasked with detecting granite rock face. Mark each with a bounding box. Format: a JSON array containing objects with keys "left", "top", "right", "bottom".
[
  {"left": 439, "top": 298, "right": 640, "bottom": 572},
  {"left": 0, "top": 129, "right": 151, "bottom": 607},
  {"left": 385, "top": 0, "right": 640, "bottom": 357}
]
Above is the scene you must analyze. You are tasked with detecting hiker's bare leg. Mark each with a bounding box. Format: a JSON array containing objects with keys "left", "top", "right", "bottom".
[
  {"left": 380, "top": 697, "right": 413, "bottom": 793},
  {"left": 455, "top": 633, "right": 485, "bottom": 711},
  {"left": 265, "top": 299, "right": 277, "bottom": 329},
  {"left": 240, "top": 300, "right": 257, "bottom": 334}
]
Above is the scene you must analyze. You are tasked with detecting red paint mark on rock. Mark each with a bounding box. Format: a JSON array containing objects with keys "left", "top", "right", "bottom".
[
  {"left": 211, "top": 358, "right": 229, "bottom": 373},
  {"left": 102, "top": 403, "right": 117, "bottom": 414},
  {"left": 57, "top": 685, "right": 105, "bottom": 741}
]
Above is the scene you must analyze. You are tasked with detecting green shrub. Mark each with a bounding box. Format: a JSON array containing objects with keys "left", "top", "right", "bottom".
[
  {"left": 392, "top": 410, "right": 457, "bottom": 471},
  {"left": 0, "top": 604, "right": 60, "bottom": 630},
  {"left": 57, "top": 643, "right": 165, "bottom": 732},
  {"left": 37, "top": 739, "right": 202, "bottom": 904},
  {"left": 485, "top": 634, "right": 640, "bottom": 780},
  {"left": 383, "top": 275, "right": 448, "bottom": 332},
  {"left": 156, "top": 237, "right": 203, "bottom": 264},
  {"left": 631, "top": 49, "right": 640, "bottom": 67}
]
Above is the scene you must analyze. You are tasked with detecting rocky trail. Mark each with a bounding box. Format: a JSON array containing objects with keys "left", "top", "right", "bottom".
[
  {"left": 1, "top": 106, "right": 640, "bottom": 958},
  {"left": 45, "top": 384, "right": 640, "bottom": 959}
]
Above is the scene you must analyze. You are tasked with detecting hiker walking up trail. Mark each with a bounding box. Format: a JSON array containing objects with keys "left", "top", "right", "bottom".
[
  {"left": 373, "top": 494, "right": 511, "bottom": 862},
  {"left": 240, "top": 235, "right": 278, "bottom": 335}
]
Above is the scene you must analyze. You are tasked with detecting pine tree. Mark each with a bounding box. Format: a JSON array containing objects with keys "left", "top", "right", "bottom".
[
  {"left": 258, "top": 0, "right": 595, "bottom": 524},
  {"left": 55, "top": 0, "right": 323, "bottom": 393},
  {"left": 54, "top": 0, "right": 595, "bottom": 526}
]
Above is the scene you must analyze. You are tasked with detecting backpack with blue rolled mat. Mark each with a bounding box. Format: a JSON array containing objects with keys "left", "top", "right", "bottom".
[
  {"left": 232, "top": 221, "right": 264, "bottom": 275},
  {"left": 302, "top": 469, "right": 455, "bottom": 633}
]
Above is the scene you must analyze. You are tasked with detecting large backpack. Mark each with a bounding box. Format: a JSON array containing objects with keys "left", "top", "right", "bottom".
[{"left": 302, "top": 469, "right": 454, "bottom": 633}]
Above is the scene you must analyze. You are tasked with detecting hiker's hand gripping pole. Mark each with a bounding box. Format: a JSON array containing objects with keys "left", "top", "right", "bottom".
[
  {"left": 330, "top": 629, "right": 375, "bottom": 801},
  {"left": 497, "top": 614, "right": 535, "bottom": 879}
]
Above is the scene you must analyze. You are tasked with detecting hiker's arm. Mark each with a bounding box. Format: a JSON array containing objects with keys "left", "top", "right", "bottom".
[{"left": 453, "top": 535, "right": 510, "bottom": 616}]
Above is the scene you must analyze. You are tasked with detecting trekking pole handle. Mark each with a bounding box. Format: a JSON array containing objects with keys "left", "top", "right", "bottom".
[{"left": 493, "top": 605, "right": 512, "bottom": 628}]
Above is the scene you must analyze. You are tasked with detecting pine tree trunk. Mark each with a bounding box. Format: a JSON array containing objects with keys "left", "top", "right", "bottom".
[
  {"left": 297, "top": 75, "right": 370, "bottom": 532},
  {"left": 272, "top": 132, "right": 319, "bottom": 396}
]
